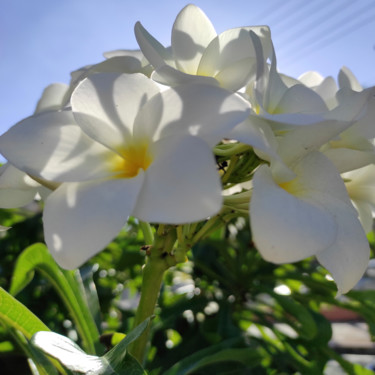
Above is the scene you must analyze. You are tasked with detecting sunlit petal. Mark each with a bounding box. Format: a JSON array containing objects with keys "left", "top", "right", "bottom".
[
  {"left": 316, "top": 199, "right": 370, "bottom": 295},
  {"left": 44, "top": 175, "right": 144, "bottom": 269},
  {"left": 151, "top": 64, "right": 219, "bottom": 87},
  {"left": 0, "top": 164, "right": 39, "bottom": 208},
  {"left": 135, "top": 82, "right": 250, "bottom": 147},
  {"left": 0, "top": 111, "right": 115, "bottom": 182},
  {"left": 134, "top": 21, "right": 171, "bottom": 69},
  {"left": 198, "top": 26, "right": 271, "bottom": 83},
  {"left": 171, "top": 4, "right": 216, "bottom": 74},
  {"left": 250, "top": 164, "right": 337, "bottom": 263},
  {"left": 132, "top": 135, "right": 221, "bottom": 223},
  {"left": 71, "top": 73, "right": 160, "bottom": 150},
  {"left": 35, "top": 83, "right": 69, "bottom": 114}
]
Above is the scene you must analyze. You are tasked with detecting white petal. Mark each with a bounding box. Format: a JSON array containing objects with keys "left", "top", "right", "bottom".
[
  {"left": 35, "top": 83, "right": 69, "bottom": 114},
  {"left": 0, "top": 164, "right": 38, "bottom": 208},
  {"left": 352, "top": 200, "right": 374, "bottom": 234},
  {"left": 316, "top": 199, "right": 370, "bottom": 295},
  {"left": 0, "top": 163, "right": 39, "bottom": 189},
  {"left": 132, "top": 135, "right": 222, "bottom": 223},
  {"left": 135, "top": 83, "right": 250, "bottom": 147},
  {"left": 171, "top": 4, "right": 216, "bottom": 74},
  {"left": 327, "top": 86, "right": 374, "bottom": 122},
  {"left": 151, "top": 64, "right": 219, "bottom": 87},
  {"left": 287, "top": 151, "right": 353, "bottom": 207},
  {"left": 298, "top": 71, "right": 324, "bottom": 87},
  {"left": 311, "top": 76, "right": 338, "bottom": 109},
  {"left": 251, "top": 152, "right": 358, "bottom": 267},
  {"left": 338, "top": 66, "right": 362, "bottom": 91},
  {"left": 250, "top": 31, "right": 287, "bottom": 113},
  {"left": 214, "top": 57, "right": 257, "bottom": 91},
  {"left": 0, "top": 188, "right": 37, "bottom": 209},
  {"left": 87, "top": 56, "right": 145, "bottom": 74},
  {"left": 103, "top": 49, "right": 144, "bottom": 60},
  {"left": 276, "top": 119, "right": 359, "bottom": 168},
  {"left": 250, "top": 164, "right": 338, "bottom": 263},
  {"left": 274, "top": 84, "right": 327, "bottom": 114},
  {"left": 345, "top": 93, "right": 375, "bottom": 139},
  {"left": 134, "top": 21, "right": 171, "bottom": 69},
  {"left": 279, "top": 73, "right": 301, "bottom": 88},
  {"left": 323, "top": 148, "right": 375, "bottom": 173},
  {"left": 198, "top": 26, "right": 271, "bottom": 81},
  {"left": 344, "top": 164, "right": 375, "bottom": 203},
  {"left": 229, "top": 116, "right": 279, "bottom": 161},
  {"left": 0, "top": 111, "right": 115, "bottom": 182},
  {"left": 71, "top": 73, "right": 160, "bottom": 150},
  {"left": 277, "top": 88, "right": 374, "bottom": 166},
  {"left": 43, "top": 175, "right": 143, "bottom": 269}
]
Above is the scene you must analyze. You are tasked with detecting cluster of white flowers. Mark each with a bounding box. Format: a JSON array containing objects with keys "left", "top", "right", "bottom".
[{"left": 1, "top": 5, "right": 374, "bottom": 294}]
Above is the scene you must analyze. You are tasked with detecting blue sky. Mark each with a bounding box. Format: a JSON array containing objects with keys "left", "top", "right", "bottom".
[{"left": 1, "top": 0, "right": 374, "bottom": 136}]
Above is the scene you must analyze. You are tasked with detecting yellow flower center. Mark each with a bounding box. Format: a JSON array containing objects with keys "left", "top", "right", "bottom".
[
  {"left": 111, "top": 142, "right": 153, "bottom": 178},
  {"left": 278, "top": 177, "right": 298, "bottom": 195}
]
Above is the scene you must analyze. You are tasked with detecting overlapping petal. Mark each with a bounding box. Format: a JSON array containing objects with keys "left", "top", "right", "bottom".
[
  {"left": 132, "top": 135, "right": 221, "bottom": 223},
  {"left": 198, "top": 26, "right": 271, "bottom": 88},
  {"left": 0, "top": 111, "right": 115, "bottom": 182},
  {"left": 43, "top": 175, "right": 144, "bottom": 269},
  {"left": 0, "top": 164, "right": 40, "bottom": 208},
  {"left": 171, "top": 4, "right": 216, "bottom": 74},
  {"left": 316, "top": 198, "right": 370, "bottom": 295},
  {"left": 250, "top": 149, "right": 370, "bottom": 293},
  {"left": 71, "top": 73, "right": 160, "bottom": 151},
  {"left": 134, "top": 82, "right": 250, "bottom": 147},
  {"left": 35, "top": 83, "right": 69, "bottom": 114},
  {"left": 135, "top": 5, "right": 271, "bottom": 91},
  {"left": 250, "top": 164, "right": 337, "bottom": 263}
]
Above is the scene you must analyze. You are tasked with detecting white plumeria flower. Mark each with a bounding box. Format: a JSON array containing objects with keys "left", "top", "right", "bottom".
[
  {"left": 231, "top": 32, "right": 374, "bottom": 182},
  {"left": 299, "top": 67, "right": 375, "bottom": 173},
  {"left": 0, "top": 83, "right": 69, "bottom": 209},
  {"left": 343, "top": 164, "right": 375, "bottom": 234},
  {"left": 68, "top": 50, "right": 153, "bottom": 99},
  {"left": 250, "top": 151, "right": 370, "bottom": 295},
  {"left": 134, "top": 4, "right": 271, "bottom": 91},
  {"left": 0, "top": 73, "right": 250, "bottom": 269},
  {"left": 320, "top": 67, "right": 375, "bottom": 173}
]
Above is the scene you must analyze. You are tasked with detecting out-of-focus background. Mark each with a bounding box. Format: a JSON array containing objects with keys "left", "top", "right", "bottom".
[{"left": 1, "top": 0, "right": 374, "bottom": 135}]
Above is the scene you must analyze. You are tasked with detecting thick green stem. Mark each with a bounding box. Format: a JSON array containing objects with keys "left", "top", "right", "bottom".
[
  {"left": 129, "top": 228, "right": 177, "bottom": 364},
  {"left": 139, "top": 221, "right": 154, "bottom": 244}
]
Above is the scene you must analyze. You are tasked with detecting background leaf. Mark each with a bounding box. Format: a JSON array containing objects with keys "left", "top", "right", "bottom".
[{"left": 10, "top": 243, "right": 101, "bottom": 354}]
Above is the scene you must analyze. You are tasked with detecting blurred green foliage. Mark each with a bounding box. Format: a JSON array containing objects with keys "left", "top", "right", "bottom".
[{"left": 0, "top": 204, "right": 375, "bottom": 374}]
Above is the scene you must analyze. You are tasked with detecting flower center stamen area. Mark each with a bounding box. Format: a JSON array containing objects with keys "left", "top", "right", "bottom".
[{"left": 112, "top": 142, "right": 153, "bottom": 178}]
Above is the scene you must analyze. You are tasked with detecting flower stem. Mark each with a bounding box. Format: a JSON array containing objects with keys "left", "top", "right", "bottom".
[
  {"left": 129, "top": 227, "right": 177, "bottom": 364},
  {"left": 139, "top": 221, "right": 154, "bottom": 244}
]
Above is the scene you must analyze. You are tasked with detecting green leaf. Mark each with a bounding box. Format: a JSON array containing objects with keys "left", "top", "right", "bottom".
[
  {"left": 10, "top": 243, "right": 101, "bottom": 354},
  {"left": 0, "top": 288, "right": 68, "bottom": 375},
  {"left": 80, "top": 264, "right": 102, "bottom": 331},
  {"left": 10, "top": 329, "right": 60, "bottom": 375},
  {"left": 323, "top": 347, "right": 374, "bottom": 375},
  {"left": 104, "top": 317, "right": 151, "bottom": 367},
  {"left": 270, "top": 292, "right": 317, "bottom": 340},
  {"left": 163, "top": 338, "right": 247, "bottom": 375},
  {"left": 31, "top": 318, "right": 151, "bottom": 375},
  {"left": 0, "top": 287, "right": 49, "bottom": 338}
]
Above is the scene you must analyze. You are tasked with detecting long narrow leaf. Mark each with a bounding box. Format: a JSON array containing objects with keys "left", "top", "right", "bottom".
[
  {"left": 0, "top": 288, "right": 69, "bottom": 375},
  {"left": 0, "top": 287, "right": 49, "bottom": 337},
  {"left": 10, "top": 243, "right": 101, "bottom": 354}
]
